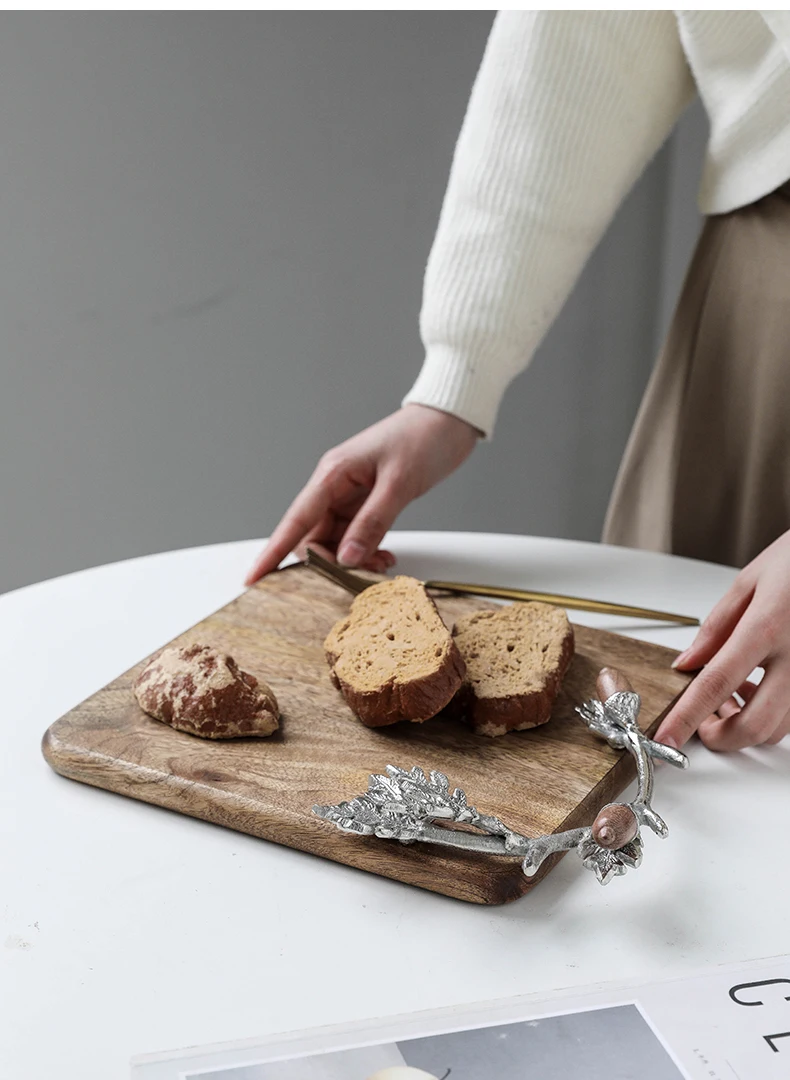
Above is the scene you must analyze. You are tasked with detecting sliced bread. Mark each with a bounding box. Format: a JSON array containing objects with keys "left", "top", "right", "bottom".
[
  {"left": 451, "top": 602, "right": 574, "bottom": 737},
  {"left": 324, "top": 576, "right": 466, "bottom": 727}
]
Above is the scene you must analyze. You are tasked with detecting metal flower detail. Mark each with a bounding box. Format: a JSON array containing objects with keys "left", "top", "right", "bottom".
[
  {"left": 577, "top": 832, "right": 644, "bottom": 885},
  {"left": 313, "top": 667, "right": 689, "bottom": 888}
]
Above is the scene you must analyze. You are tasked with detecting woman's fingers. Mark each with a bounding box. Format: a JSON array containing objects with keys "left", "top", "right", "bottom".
[
  {"left": 244, "top": 479, "right": 352, "bottom": 586},
  {"left": 698, "top": 678, "right": 760, "bottom": 739},
  {"left": 673, "top": 577, "right": 754, "bottom": 671},
  {"left": 311, "top": 510, "right": 398, "bottom": 570},
  {"left": 363, "top": 551, "right": 396, "bottom": 574},
  {"left": 295, "top": 536, "right": 394, "bottom": 575},
  {"left": 765, "top": 711, "right": 790, "bottom": 745},
  {"left": 732, "top": 678, "right": 761, "bottom": 707},
  {"left": 244, "top": 454, "right": 372, "bottom": 585},
  {"left": 655, "top": 617, "right": 768, "bottom": 748},
  {"left": 337, "top": 472, "right": 411, "bottom": 568},
  {"left": 715, "top": 678, "right": 760, "bottom": 719},
  {"left": 715, "top": 697, "right": 740, "bottom": 721},
  {"left": 698, "top": 666, "right": 790, "bottom": 750},
  {"left": 244, "top": 407, "right": 479, "bottom": 587},
  {"left": 244, "top": 495, "right": 325, "bottom": 585},
  {"left": 292, "top": 538, "right": 337, "bottom": 564}
]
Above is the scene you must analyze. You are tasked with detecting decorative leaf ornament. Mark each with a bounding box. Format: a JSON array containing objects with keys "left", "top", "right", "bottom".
[{"left": 314, "top": 667, "right": 688, "bottom": 888}]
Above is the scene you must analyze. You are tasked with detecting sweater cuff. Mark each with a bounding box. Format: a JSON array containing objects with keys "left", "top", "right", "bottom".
[{"left": 402, "top": 346, "right": 510, "bottom": 439}]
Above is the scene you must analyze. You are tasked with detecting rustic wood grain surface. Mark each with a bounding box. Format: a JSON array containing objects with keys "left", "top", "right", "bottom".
[{"left": 42, "top": 564, "right": 691, "bottom": 904}]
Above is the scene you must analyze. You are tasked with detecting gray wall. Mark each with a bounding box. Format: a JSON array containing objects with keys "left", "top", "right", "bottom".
[{"left": 0, "top": 13, "right": 705, "bottom": 594}]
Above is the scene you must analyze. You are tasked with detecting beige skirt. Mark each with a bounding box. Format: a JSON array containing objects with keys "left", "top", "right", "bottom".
[{"left": 603, "top": 178, "right": 790, "bottom": 569}]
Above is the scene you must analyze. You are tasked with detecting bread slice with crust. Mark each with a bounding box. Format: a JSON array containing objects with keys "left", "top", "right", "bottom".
[
  {"left": 451, "top": 602, "right": 574, "bottom": 737},
  {"left": 324, "top": 576, "right": 466, "bottom": 727}
]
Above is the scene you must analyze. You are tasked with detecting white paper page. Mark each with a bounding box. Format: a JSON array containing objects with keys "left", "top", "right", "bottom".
[{"left": 637, "top": 956, "right": 790, "bottom": 1080}]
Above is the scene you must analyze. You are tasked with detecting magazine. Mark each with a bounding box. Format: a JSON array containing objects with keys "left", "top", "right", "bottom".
[{"left": 131, "top": 954, "right": 790, "bottom": 1080}]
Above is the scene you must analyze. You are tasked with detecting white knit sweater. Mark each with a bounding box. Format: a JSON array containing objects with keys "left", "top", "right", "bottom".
[{"left": 403, "top": 11, "right": 790, "bottom": 436}]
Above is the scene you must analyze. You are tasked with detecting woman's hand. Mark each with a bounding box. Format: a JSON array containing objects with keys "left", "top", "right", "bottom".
[
  {"left": 656, "top": 529, "right": 790, "bottom": 751},
  {"left": 244, "top": 404, "right": 479, "bottom": 585}
]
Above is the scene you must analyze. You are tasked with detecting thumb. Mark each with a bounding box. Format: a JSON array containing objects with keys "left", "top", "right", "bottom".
[{"left": 337, "top": 473, "right": 409, "bottom": 568}]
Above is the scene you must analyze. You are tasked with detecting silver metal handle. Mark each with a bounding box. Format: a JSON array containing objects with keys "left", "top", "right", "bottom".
[{"left": 313, "top": 668, "right": 689, "bottom": 888}]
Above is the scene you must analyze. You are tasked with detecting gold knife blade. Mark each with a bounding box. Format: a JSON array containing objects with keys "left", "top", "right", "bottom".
[
  {"left": 424, "top": 580, "right": 699, "bottom": 626},
  {"left": 303, "top": 548, "right": 699, "bottom": 627}
]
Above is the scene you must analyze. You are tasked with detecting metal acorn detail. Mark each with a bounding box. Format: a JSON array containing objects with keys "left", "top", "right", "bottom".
[
  {"left": 313, "top": 666, "right": 689, "bottom": 888},
  {"left": 592, "top": 803, "right": 639, "bottom": 849}
]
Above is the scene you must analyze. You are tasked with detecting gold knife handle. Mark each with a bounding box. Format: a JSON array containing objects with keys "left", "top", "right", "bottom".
[{"left": 424, "top": 580, "right": 699, "bottom": 627}]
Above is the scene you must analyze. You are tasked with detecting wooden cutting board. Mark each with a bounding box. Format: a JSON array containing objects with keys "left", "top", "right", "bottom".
[{"left": 42, "top": 564, "right": 691, "bottom": 904}]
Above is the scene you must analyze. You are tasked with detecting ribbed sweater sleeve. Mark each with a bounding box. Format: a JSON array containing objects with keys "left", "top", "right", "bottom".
[{"left": 404, "top": 11, "right": 695, "bottom": 436}]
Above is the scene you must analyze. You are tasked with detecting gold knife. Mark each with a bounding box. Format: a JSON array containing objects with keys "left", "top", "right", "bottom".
[{"left": 304, "top": 548, "right": 699, "bottom": 627}]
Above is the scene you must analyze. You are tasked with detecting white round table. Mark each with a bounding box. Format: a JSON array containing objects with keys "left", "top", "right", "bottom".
[{"left": 3, "top": 532, "right": 788, "bottom": 1079}]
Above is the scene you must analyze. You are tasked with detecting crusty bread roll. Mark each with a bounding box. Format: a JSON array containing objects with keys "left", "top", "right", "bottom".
[{"left": 134, "top": 644, "right": 279, "bottom": 739}]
